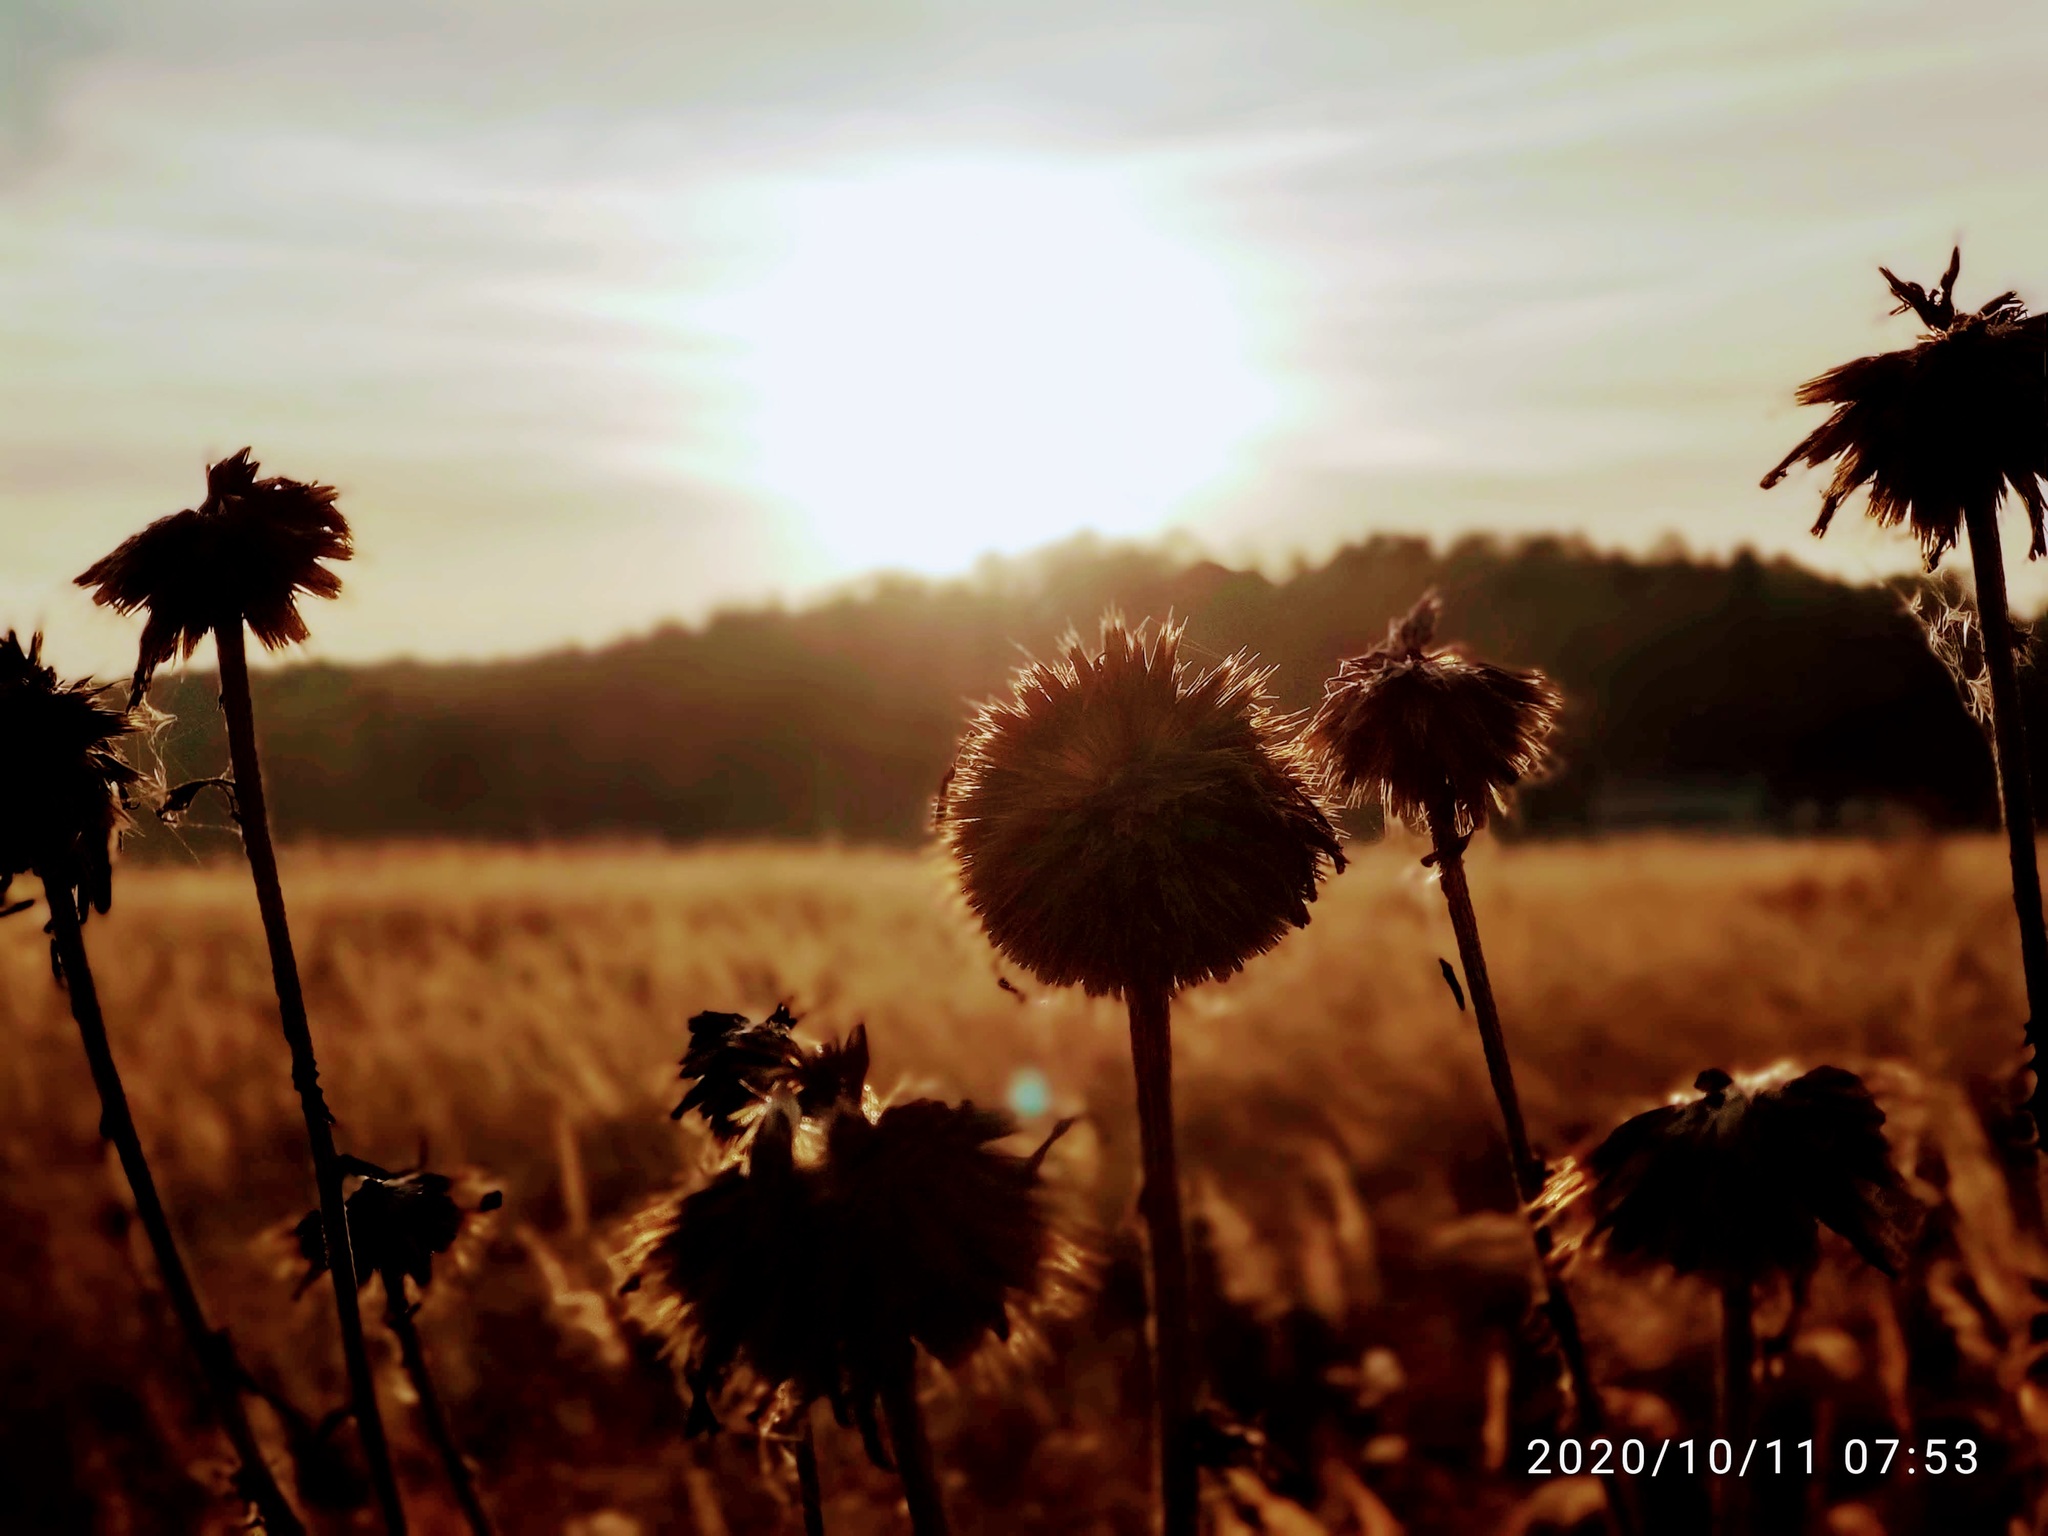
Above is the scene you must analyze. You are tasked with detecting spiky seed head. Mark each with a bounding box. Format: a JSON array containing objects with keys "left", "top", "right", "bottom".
[
  {"left": 1761, "top": 249, "right": 2048, "bottom": 570},
  {"left": 0, "top": 632, "right": 140, "bottom": 917},
  {"left": 671, "top": 1004, "right": 870, "bottom": 1144},
  {"left": 295, "top": 1168, "right": 500, "bottom": 1294},
  {"left": 1303, "top": 592, "right": 1560, "bottom": 838},
  {"left": 1582, "top": 1064, "right": 1920, "bottom": 1284},
  {"left": 74, "top": 448, "right": 352, "bottom": 705},
  {"left": 939, "top": 614, "right": 1344, "bottom": 998}
]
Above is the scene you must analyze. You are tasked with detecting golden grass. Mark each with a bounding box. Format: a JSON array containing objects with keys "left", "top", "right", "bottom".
[{"left": 3, "top": 833, "right": 2040, "bottom": 1533}]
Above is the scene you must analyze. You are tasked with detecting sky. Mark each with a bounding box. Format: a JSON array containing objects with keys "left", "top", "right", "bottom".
[{"left": 7, "top": 0, "right": 2048, "bottom": 672}]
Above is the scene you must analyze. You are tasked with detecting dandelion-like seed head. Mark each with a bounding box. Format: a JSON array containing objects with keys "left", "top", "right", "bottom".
[
  {"left": 75, "top": 448, "right": 352, "bottom": 704},
  {"left": 1761, "top": 249, "right": 2048, "bottom": 570},
  {"left": 0, "top": 631, "right": 140, "bottom": 917},
  {"left": 1304, "top": 592, "right": 1560, "bottom": 838},
  {"left": 1580, "top": 1063, "right": 1920, "bottom": 1284},
  {"left": 939, "top": 614, "right": 1344, "bottom": 998}
]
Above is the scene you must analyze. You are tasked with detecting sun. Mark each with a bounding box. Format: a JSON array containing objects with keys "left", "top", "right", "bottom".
[{"left": 697, "top": 158, "right": 1284, "bottom": 575}]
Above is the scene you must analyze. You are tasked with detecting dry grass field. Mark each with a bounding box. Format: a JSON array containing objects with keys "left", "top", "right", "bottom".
[{"left": 5, "top": 833, "right": 2046, "bottom": 1535}]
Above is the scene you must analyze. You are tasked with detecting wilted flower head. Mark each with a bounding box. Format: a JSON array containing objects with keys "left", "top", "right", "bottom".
[
  {"left": 1761, "top": 249, "right": 2048, "bottom": 569},
  {"left": 625, "top": 1085, "right": 1078, "bottom": 1443},
  {"left": 671, "top": 1004, "right": 869, "bottom": 1143},
  {"left": 0, "top": 631, "right": 140, "bottom": 917},
  {"left": 75, "top": 448, "right": 352, "bottom": 704},
  {"left": 295, "top": 1164, "right": 501, "bottom": 1295},
  {"left": 1304, "top": 592, "right": 1560, "bottom": 838},
  {"left": 939, "top": 614, "right": 1343, "bottom": 998},
  {"left": 631, "top": 1106, "right": 839, "bottom": 1432},
  {"left": 824, "top": 1098, "right": 1072, "bottom": 1373},
  {"left": 1581, "top": 1064, "right": 1920, "bottom": 1284}
]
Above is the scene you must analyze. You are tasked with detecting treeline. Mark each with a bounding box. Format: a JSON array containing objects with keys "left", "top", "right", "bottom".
[{"left": 137, "top": 532, "right": 2014, "bottom": 849}]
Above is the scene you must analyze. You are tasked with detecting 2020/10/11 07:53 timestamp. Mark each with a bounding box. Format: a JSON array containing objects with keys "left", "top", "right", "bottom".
[{"left": 1526, "top": 1437, "right": 1982, "bottom": 1477}]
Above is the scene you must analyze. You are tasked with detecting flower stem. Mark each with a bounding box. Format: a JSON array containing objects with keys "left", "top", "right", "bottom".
[
  {"left": 1963, "top": 502, "right": 2048, "bottom": 1141},
  {"left": 214, "top": 621, "right": 408, "bottom": 1535},
  {"left": 1428, "top": 819, "right": 1541, "bottom": 1199},
  {"left": 1431, "top": 815, "right": 1640, "bottom": 1536},
  {"left": 381, "top": 1275, "right": 495, "bottom": 1536},
  {"left": 878, "top": 1352, "right": 950, "bottom": 1536},
  {"left": 45, "top": 885, "right": 306, "bottom": 1536},
  {"left": 795, "top": 1413, "right": 827, "bottom": 1536},
  {"left": 1715, "top": 1274, "right": 1754, "bottom": 1536},
  {"left": 1126, "top": 983, "right": 1198, "bottom": 1536}
]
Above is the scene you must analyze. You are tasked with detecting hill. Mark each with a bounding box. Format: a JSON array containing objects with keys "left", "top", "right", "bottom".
[{"left": 135, "top": 533, "right": 2009, "bottom": 848}]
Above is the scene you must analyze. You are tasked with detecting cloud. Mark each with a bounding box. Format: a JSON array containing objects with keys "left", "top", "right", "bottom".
[{"left": 9, "top": 0, "right": 2048, "bottom": 672}]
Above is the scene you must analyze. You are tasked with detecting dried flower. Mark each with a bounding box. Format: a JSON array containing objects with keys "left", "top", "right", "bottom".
[
  {"left": 628, "top": 1053, "right": 1076, "bottom": 1441},
  {"left": 75, "top": 448, "right": 352, "bottom": 704},
  {"left": 824, "top": 1098, "right": 1070, "bottom": 1375},
  {"left": 0, "top": 631, "right": 139, "bottom": 918},
  {"left": 672, "top": 1004, "right": 868, "bottom": 1143},
  {"left": 633, "top": 1106, "right": 847, "bottom": 1432},
  {"left": 1582, "top": 1065, "right": 1920, "bottom": 1284},
  {"left": 940, "top": 614, "right": 1343, "bottom": 997},
  {"left": 1304, "top": 592, "right": 1559, "bottom": 839},
  {"left": 295, "top": 1164, "right": 501, "bottom": 1294},
  {"left": 1761, "top": 249, "right": 2048, "bottom": 569}
]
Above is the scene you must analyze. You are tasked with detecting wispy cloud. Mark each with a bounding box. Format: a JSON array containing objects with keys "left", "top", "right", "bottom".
[{"left": 6, "top": 0, "right": 2048, "bottom": 670}]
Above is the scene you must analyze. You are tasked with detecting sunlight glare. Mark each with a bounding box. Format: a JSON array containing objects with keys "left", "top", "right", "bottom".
[{"left": 700, "top": 160, "right": 1282, "bottom": 575}]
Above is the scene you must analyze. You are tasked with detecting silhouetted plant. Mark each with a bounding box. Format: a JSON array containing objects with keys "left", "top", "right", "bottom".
[
  {"left": 1763, "top": 251, "right": 2048, "bottom": 1136},
  {"left": 938, "top": 615, "right": 1342, "bottom": 1536},
  {"left": 295, "top": 1160, "right": 503, "bottom": 1536},
  {"left": 75, "top": 449, "right": 407, "bottom": 1532},
  {"left": 1305, "top": 594, "right": 1557, "bottom": 1195},
  {"left": 0, "top": 631, "right": 304, "bottom": 1534},
  {"left": 671, "top": 1003, "right": 870, "bottom": 1143},
  {"left": 658, "top": 1004, "right": 863, "bottom": 1532},
  {"left": 1300, "top": 594, "right": 1619, "bottom": 1451},
  {"left": 629, "top": 1011, "right": 1078, "bottom": 1536},
  {"left": 1579, "top": 1065, "right": 1918, "bottom": 1536}
]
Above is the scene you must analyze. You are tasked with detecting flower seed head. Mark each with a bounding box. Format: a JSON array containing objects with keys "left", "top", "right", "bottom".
[
  {"left": 0, "top": 631, "right": 140, "bottom": 917},
  {"left": 940, "top": 614, "right": 1344, "bottom": 998},
  {"left": 1761, "top": 249, "right": 2048, "bottom": 570},
  {"left": 75, "top": 448, "right": 352, "bottom": 705},
  {"left": 1304, "top": 592, "right": 1560, "bottom": 838},
  {"left": 1582, "top": 1064, "right": 1920, "bottom": 1284}
]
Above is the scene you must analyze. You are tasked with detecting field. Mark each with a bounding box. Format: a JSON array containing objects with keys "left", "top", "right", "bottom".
[{"left": 5, "top": 833, "right": 2045, "bottom": 1535}]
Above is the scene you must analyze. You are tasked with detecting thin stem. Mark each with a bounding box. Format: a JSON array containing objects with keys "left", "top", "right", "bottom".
[
  {"left": 1963, "top": 503, "right": 2048, "bottom": 1140},
  {"left": 381, "top": 1275, "right": 495, "bottom": 1536},
  {"left": 878, "top": 1353, "right": 950, "bottom": 1536},
  {"left": 1431, "top": 816, "right": 1641, "bottom": 1536},
  {"left": 1126, "top": 984, "right": 1198, "bottom": 1536},
  {"left": 1429, "top": 817, "right": 1541, "bottom": 1201},
  {"left": 214, "top": 622, "right": 408, "bottom": 1535},
  {"left": 1716, "top": 1274, "right": 1755, "bottom": 1536},
  {"left": 795, "top": 1411, "right": 827, "bottom": 1536},
  {"left": 45, "top": 886, "right": 306, "bottom": 1536}
]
